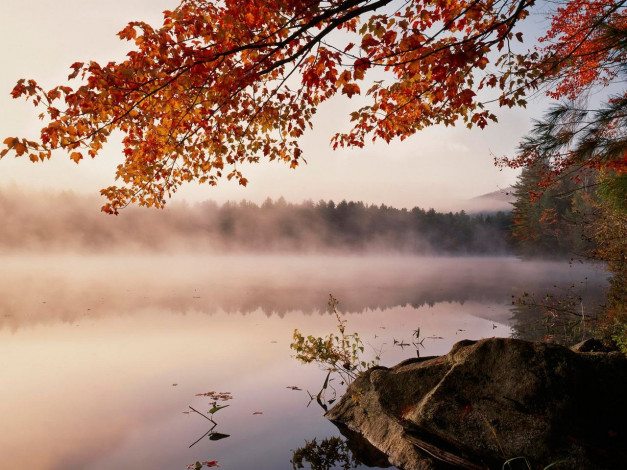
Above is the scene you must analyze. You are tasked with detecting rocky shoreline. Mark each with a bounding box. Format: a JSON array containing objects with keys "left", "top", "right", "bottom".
[{"left": 326, "top": 338, "right": 627, "bottom": 469}]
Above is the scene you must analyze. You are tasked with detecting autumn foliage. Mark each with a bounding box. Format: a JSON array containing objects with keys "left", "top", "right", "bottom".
[
  {"left": 3, "top": 0, "right": 626, "bottom": 213},
  {"left": 540, "top": 0, "right": 627, "bottom": 101},
  {"left": 2, "top": 0, "right": 536, "bottom": 213},
  {"left": 501, "top": 0, "right": 627, "bottom": 177}
]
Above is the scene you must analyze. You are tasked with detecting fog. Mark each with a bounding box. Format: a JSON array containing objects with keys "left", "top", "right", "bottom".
[
  {"left": 0, "top": 187, "right": 512, "bottom": 254},
  {"left": 463, "top": 187, "right": 515, "bottom": 214},
  {"left": 1, "top": 238, "right": 608, "bottom": 470},
  {"left": 0, "top": 255, "right": 607, "bottom": 331}
]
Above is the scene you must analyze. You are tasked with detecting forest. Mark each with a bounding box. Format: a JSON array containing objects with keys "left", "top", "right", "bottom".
[{"left": 0, "top": 189, "right": 512, "bottom": 254}]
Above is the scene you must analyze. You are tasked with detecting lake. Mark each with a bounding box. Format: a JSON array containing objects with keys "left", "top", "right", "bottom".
[{"left": 0, "top": 255, "right": 608, "bottom": 470}]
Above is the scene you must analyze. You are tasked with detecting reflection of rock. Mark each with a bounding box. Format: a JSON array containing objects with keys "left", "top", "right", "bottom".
[
  {"left": 326, "top": 338, "right": 627, "bottom": 470},
  {"left": 334, "top": 423, "right": 392, "bottom": 468}
]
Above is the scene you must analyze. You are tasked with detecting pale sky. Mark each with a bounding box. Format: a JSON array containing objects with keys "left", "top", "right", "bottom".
[{"left": 0, "top": 1, "right": 551, "bottom": 212}]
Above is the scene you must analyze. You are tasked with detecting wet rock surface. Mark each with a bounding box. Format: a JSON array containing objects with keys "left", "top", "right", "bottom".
[{"left": 326, "top": 338, "right": 627, "bottom": 469}]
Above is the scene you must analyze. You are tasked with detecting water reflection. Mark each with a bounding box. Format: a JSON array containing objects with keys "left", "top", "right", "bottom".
[
  {"left": 187, "top": 391, "right": 233, "bottom": 449},
  {"left": 0, "top": 255, "right": 608, "bottom": 470},
  {"left": 0, "top": 255, "right": 607, "bottom": 330},
  {"left": 291, "top": 432, "right": 392, "bottom": 470},
  {"left": 509, "top": 277, "right": 607, "bottom": 345},
  {"left": 291, "top": 436, "right": 360, "bottom": 470}
]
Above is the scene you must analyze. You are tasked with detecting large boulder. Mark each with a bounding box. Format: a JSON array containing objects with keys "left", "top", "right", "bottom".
[{"left": 326, "top": 338, "right": 627, "bottom": 469}]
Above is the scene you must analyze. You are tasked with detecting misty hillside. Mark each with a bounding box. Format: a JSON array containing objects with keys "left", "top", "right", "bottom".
[
  {"left": 463, "top": 187, "right": 515, "bottom": 213},
  {"left": 0, "top": 188, "right": 512, "bottom": 254}
]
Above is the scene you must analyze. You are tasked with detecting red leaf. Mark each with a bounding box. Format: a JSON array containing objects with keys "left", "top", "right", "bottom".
[{"left": 342, "top": 83, "right": 360, "bottom": 98}]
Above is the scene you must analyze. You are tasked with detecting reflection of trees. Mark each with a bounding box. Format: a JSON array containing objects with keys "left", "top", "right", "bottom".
[
  {"left": 509, "top": 282, "right": 607, "bottom": 345},
  {"left": 0, "top": 258, "right": 608, "bottom": 330},
  {"left": 291, "top": 425, "right": 391, "bottom": 470},
  {"left": 291, "top": 437, "right": 359, "bottom": 470}
]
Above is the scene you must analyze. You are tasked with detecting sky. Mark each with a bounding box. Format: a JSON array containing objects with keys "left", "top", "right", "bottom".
[{"left": 0, "top": 1, "right": 553, "bottom": 212}]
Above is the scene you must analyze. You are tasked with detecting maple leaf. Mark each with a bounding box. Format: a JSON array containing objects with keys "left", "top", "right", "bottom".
[
  {"left": 70, "top": 151, "right": 83, "bottom": 164},
  {"left": 361, "top": 33, "right": 379, "bottom": 49},
  {"left": 118, "top": 24, "right": 137, "bottom": 40},
  {"left": 353, "top": 57, "right": 371, "bottom": 80},
  {"left": 3, "top": 137, "right": 18, "bottom": 148},
  {"left": 342, "top": 83, "right": 361, "bottom": 98}
]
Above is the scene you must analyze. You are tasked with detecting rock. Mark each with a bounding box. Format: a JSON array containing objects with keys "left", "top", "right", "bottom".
[{"left": 326, "top": 338, "right": 627, "bottom": 470}]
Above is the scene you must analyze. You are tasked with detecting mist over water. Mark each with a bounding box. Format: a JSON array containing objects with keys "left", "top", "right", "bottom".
[
  {"left": 0, "top": 254, "right": 607, "bottom": 470},
  {"left": 0, "top": 255, "right": 607, "bottom": 331},
  {"left": 0, "top": 187, "right": 609, "bottom": 470}
]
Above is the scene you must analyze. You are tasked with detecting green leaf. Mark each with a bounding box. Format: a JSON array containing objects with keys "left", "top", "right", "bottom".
[{"left": 209, "top": 404, "right": 229, "bottom": 414}]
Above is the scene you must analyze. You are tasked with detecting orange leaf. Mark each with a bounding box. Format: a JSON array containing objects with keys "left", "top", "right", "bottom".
[
  {"left": 70, "top": 151, "right": 83, "bottom": 163},
  {"left": 14, "top": 142, "right": 27, "bottom": 156},
  {"left": 342, "top": 83, "right": 360, "bottom": 98},
  {"left": 3, "top": 137, "right": 17, "bottom": 147}
]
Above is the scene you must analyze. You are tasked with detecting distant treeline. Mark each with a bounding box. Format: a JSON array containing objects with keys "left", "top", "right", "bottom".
[
  {"left": 205, "top": 198, "right": 513, "bottom": 253},
  {"left": 0, "top": 189, "right": 512, "bottom": 253}
]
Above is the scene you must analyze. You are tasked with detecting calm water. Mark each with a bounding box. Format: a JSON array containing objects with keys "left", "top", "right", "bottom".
[{"left": 0, "top": 255, "right": 607, "bottom": 470}]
